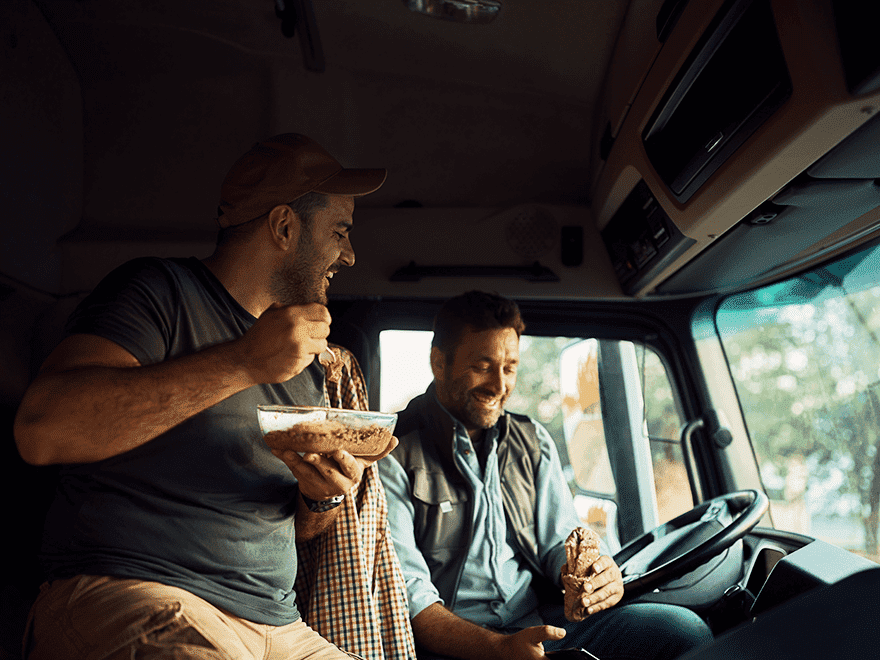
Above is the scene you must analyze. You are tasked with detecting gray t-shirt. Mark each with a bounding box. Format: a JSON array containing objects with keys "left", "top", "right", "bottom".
[{"left": 39, "top": 256, "right": 325, "bottom": 625}]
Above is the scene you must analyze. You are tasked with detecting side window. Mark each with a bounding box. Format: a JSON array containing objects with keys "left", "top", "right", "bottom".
[
  {"left": 379, "top": 331, "right": 695, "bottom": 552},
  {"left": 379, "top": 330, "right": 434, "bottom": 413},
  {"left": 559, "top": 339, "right": 693, "bottom": 551},
  {"left": 558, "top": 339, "right": 618, "bottom": 547},
  {"left": 642, "top": 347, "right": 695, "bottom": 529}
]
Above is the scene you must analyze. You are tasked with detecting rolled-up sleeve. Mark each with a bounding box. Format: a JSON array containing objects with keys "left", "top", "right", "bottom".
[{"left": 377, "top": 455, "right": 444, "bottom": 619}]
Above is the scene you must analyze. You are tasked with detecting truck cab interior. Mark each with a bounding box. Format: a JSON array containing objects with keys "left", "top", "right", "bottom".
[{"left": 3, "top": 0, "right": 880, "bottom": 658}]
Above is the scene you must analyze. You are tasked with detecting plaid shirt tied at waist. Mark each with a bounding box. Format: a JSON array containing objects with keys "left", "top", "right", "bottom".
[{"left": 294, "top": 345, "right": 417, "bottom": 660}]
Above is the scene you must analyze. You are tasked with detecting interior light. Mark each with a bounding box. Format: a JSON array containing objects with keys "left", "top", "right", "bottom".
[{"left": 403, "top": 0, "right": 501, "bottom": 24}]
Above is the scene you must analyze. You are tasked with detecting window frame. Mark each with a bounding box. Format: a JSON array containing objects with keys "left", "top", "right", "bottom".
[{"left": 342, "top": 295, "right": 720, "bottom": 545}]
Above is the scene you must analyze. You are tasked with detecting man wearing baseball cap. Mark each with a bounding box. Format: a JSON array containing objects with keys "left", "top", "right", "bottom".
[{"left": 15, "top": 135, "right": 414, "bottom": 659}]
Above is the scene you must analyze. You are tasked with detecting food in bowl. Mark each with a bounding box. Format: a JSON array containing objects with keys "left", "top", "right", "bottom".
[{"left": 258, "top": 405, "right": 397, "bottom": 456}]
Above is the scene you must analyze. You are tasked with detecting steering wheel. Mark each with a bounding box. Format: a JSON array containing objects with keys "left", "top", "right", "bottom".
[{"left": 613, "top": 489, "right": 769, "bottom": 601}]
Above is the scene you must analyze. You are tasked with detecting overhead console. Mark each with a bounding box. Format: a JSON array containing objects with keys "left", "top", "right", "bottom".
[
  {"left": 601, "top": 180, "right": 695, "bottom": 293},
  {"left": 657, "top": 111, "right": 880, "bottom": 294},
  {"left": 643, "top": 0, "right": 792, "bottom": 203},
  {"left": 595, "top": 0, "right": 880, "bottom": 297}
]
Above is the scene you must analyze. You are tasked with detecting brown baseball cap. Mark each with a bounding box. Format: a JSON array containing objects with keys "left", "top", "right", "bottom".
[{"left": 217, "top": 133, "right": 387, "bottom": 228}]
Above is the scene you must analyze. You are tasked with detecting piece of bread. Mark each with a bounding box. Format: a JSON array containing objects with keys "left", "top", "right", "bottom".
[
  {"left": 565, "top": 526, "right": 602, "bottom": 576},
  {"left": 562, "top": 526, "right": 602, "bottom": 621},
  {"left": 562, "top": 573, "right": 593, "bottom": 622}
]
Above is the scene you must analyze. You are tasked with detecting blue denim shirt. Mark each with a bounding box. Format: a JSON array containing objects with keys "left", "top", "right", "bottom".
[{"left": 379, "top": 394, "right": 585, "bottom": 629}]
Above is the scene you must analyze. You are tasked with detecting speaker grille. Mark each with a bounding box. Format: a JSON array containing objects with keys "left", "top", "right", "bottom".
[{"left": 505, "top": 206, "right": 557, "bottom": 258}]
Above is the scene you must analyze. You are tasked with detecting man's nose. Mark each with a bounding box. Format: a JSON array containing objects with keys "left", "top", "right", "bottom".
[
  {"left": 485, "top": 368, "right": 505, "bottom": 393},
  {"left": 339, "top": 237, "right": 355, "bottom": 267}
]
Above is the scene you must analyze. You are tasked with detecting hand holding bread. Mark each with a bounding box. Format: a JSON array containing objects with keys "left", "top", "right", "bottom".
[{"left": 561, "top": 526, "right": 602, "bottom": 621}]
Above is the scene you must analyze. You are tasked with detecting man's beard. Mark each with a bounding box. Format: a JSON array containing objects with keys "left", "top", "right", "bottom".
[
  {"left": 270, "top": 239, "right": 327, "bottom": 305},
  {"left": 443, "top": 374, "right": 508, "bottom": 431}
]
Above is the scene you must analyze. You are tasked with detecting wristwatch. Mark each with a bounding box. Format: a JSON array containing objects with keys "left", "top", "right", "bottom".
[{"left": 301, "top": 493, "right": 345, "bottom": 513}]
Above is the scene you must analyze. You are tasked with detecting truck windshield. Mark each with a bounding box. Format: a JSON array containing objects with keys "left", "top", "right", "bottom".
[{"left": 717, "top": 241, "right": 880, "bottom": 563}]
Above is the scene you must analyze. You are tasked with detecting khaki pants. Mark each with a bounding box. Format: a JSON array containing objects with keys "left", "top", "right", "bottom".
[{"left": 24, "top": 575, "right": 363, "bottom": 660}]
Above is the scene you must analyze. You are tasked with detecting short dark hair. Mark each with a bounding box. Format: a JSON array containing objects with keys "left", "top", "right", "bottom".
[
  {"left": 431, "top": 290, "right": 526, "bottom": 361},
  {"left": 287, "top": 191, "right": 330, "bottom": 228},
  {"left": 215, "top": 191, "right": 329, "bottom": 247}
]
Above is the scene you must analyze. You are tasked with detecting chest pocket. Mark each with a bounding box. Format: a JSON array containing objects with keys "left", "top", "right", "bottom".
[{"left": 411, "top": 468, "right": 470, "bottom": 550}]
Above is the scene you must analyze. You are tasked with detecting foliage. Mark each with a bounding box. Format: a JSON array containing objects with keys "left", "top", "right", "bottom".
[
  {"left": 506, "top": 335, "right": 571, "bottom": 463},
  {"left": 719, "top": 285, "right": 880, "bottom": 559}
]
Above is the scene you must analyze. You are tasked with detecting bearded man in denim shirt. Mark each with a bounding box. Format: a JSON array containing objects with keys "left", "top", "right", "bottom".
[{"left": 378, "top": 291, "right": 713, "bottom": 660}]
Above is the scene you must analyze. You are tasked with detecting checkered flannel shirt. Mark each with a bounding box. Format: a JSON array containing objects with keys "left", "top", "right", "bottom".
[{"left": 294, "top": 345, "right": 417, "bottom": 660}]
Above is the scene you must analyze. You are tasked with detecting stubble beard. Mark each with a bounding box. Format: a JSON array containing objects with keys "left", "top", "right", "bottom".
[
  {"left": 445, "top": 375, "right": 508, "bottom": 432},
  {"left": 270, "top": 237, "right": 327, "bottom": 306}
]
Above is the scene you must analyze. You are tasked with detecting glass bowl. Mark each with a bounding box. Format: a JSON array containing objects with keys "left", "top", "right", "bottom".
[{"left": 257, "top": 405, "right": 398, "bottom": 456}]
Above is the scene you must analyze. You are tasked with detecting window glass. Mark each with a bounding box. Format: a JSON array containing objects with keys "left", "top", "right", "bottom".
[
  {"left": 379, "top": 330, "right": 433, "bottom": 413},
  {"left": 379, "top": 330, "right": 694, "bottom": 552},
  {"left": 717, "top": 243, "right": 880, "bottom": 563},
  {"left": 641, "top": 347, "right": 694, "bottom": 526},
  {"left": 559, "top": 339, "right": 615, "bottom": 497}
]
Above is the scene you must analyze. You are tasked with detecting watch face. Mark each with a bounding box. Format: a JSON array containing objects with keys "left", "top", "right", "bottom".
[{"left": 304, "top": 494, "right": 345, "bottom": 512}]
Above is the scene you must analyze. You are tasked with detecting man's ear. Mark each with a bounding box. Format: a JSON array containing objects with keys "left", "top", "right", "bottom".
[
  {"left": 430, "top": 346, "right": 445, "bottom": 380},
  {"left": 267, "top": 204, "right": 299, "bottom": 250}
]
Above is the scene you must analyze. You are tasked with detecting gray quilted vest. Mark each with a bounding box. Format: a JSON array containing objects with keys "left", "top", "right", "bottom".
[{"left": 390, "top": 386, "right": 553, "bottom": 611}]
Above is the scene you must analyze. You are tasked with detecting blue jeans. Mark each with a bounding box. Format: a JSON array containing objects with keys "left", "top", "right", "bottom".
[
  {"left": 540, "top": 602, "right": 713, "bottom": 660},
  {"left": 416, "top": 601, "right": 712, "bottom": 660}
]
